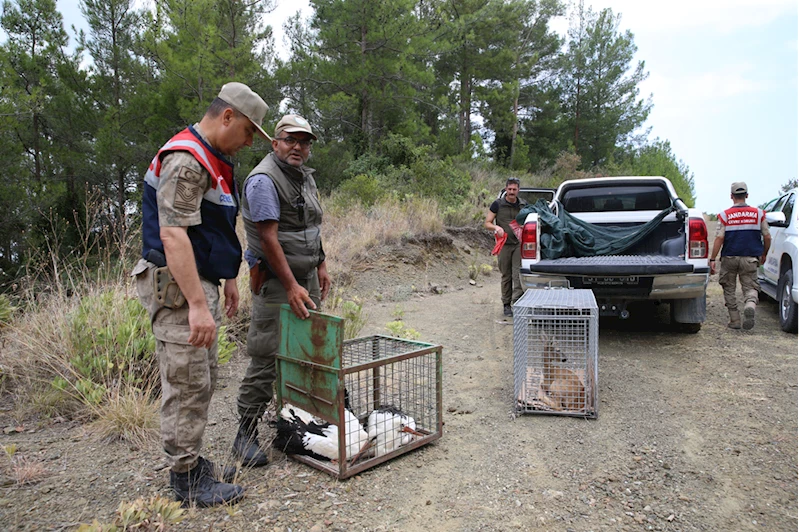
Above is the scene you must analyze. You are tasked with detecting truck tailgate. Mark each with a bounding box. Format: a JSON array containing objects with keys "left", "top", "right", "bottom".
[{"left": 524, "top": 255, "right": 693, "bottom": 276}]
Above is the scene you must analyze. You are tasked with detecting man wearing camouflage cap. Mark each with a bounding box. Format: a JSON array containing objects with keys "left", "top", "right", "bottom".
[
  {"left": 709, "top": 181, "right": 771, "bottom": 330},
  {"left": 232, "top": 115, "right": 331, "bottom": 466},
  {"left": 133, "top": 82, "right": 269, "bottom": 506}
]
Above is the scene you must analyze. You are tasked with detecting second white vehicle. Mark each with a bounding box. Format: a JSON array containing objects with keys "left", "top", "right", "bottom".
[{"left": 758, "top": 188, "right": 798, "bottom": 332}]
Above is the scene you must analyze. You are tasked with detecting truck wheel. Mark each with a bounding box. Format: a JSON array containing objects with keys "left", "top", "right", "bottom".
[
  {"left": 670, "top": 295, "right": 705, "bottom": 333},
  {"left": 778, "top": 269, "right": 798, "bottom": 333},
  {"left": 675, "top": 322, "right": 702, "bottom": 334}
]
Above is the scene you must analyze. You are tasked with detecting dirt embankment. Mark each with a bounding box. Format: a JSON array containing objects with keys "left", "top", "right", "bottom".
[{"left": 1, "top": 229, "right": 796, "bottom": 531}]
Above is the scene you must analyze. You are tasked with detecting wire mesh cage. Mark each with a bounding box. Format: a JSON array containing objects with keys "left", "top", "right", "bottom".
[
  {"left": 513, "top": 288, "right": 598, "bottom": 418},
  {"left": 275, "top": 305, "right": 443, "bottom": 479}
]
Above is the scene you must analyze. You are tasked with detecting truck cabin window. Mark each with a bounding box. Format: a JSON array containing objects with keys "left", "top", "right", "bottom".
[{"left": 561, "top": 186, "right": 671, "bottom": 213}]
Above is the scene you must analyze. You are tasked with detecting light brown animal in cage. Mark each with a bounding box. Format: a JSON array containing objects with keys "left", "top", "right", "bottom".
[{"left": 540, "top": 333, "right": 586, "bottom": 411}]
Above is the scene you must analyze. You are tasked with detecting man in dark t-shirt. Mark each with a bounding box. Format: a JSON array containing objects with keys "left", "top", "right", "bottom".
[{"left": 484, "top": 177, "right": 527, "bottom": 317}]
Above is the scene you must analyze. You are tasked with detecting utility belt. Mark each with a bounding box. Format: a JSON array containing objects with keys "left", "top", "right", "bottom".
[
  {"left": 146, "top": 249, "right": 186, "bottom": 309},
  {"left": 248, "top": 257, "right": 319, "bottom": 295}
]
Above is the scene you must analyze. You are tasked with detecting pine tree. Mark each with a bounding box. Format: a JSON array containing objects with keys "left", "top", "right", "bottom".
[
  {"left": 560, "top": 1, "right": 652, "bottom": 168},
  {"left": 0, "top": 0, "right": 87, "bottom": 279},
  {"left": 478, "top": 0, "right": 563, "bottom": 169},
  {"left": 308, "top": 0, "right": 432, "bottom": 154},
  {"left": 78, "top": 0, "right": 150, "bottom": 238}
]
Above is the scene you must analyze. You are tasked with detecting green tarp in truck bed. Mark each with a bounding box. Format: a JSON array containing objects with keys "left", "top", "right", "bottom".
[{"left": 516, "top": 199, "right": 678, "bottom": 260}]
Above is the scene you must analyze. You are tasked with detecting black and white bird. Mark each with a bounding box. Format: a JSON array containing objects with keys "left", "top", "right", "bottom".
[
  {"left": 351, "top": 406, "right": 424, "bottom": 462},
  {"left": 274, "top": 403, "right": 369, "bottom": 462}
]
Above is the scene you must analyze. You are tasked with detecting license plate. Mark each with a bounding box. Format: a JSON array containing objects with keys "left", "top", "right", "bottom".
[{"left": 584, "top": 276, "right": 639, "bottom": 286}]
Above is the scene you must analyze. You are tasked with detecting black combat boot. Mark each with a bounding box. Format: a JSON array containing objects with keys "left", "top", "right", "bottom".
[
  {"left": 196, "top": 455, "right": 237, "bottom": 483},
  {"left": 232, "top": 416, "right": 269, "bottom": 467},
  {"left": 170, "top": 462, "right": 245, "bottom": 507}
]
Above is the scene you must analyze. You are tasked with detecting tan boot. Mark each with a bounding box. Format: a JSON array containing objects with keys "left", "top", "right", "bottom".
[
  {"left": 742, "top": 301, "right": 756, "bottom": 330},
  {"left": 727, "top": 310, "right": 742, "bottom": 329}
]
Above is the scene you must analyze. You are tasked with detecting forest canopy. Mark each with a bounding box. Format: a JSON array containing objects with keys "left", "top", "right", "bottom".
[{"left": 0, "top": 0, "right": 696, "bottom": 285}]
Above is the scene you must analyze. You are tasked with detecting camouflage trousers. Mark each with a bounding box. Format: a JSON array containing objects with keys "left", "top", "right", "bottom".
[
  {"left": 718, "top": 256, "right": 761, "bottom": 313},
  {"left": 236, "top": 273, "right": 320, "bottom": 419},
  {"left": 498, "top": 241, "right": 523, "bottom": 305},
  {"left": 133, "top": 259, "right": 220, "bottom": 473}
]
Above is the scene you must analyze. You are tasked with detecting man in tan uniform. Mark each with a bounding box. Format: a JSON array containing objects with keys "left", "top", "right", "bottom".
[
  {"left": 709, "top": 181, "right": 771, "bottom": 330},
  {"left": 132, "top": 82, "right": 269, "bottom": 506}
]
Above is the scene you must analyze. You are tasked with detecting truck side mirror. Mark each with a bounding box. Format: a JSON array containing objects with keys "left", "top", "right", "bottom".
[{"left": 766, "top": 211, "right": 787, "bottom": 227}]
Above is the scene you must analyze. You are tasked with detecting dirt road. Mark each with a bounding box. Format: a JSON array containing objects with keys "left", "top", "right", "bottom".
[{"left": 1, "top": 242, "right": 797, "bottom": 531}]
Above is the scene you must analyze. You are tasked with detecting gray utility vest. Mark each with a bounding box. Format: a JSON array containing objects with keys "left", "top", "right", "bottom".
[
  {"left": 241, "top": 153, "right": 324, "bottom": 280},
  {"left": 496, "top": 196, "right": 526, "bottom": 245}
]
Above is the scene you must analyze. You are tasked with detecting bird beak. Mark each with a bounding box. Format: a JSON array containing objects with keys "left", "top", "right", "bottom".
[
  {"left": 401, "top": 426, "right": 424, "bottom": 437},
  {"left": 349, "top": 438, "right": 374, "bottom": 465}
]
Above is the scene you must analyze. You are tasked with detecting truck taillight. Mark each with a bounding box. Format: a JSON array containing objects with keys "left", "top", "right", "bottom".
[
  {"left": 688, "top": 217, "right": 708, "bottom": 259},
  {"left": 521, "top": 222, "right": 537, "bottom": 259}
]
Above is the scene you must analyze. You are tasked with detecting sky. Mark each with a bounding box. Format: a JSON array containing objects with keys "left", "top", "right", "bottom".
[{"left": 52, "top": 0, "right": 799, "bottom": 215}]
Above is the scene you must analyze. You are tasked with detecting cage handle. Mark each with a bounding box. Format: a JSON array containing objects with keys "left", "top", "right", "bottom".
[{"left": 546, "top": 280, "right": 571, "bottom": 289}]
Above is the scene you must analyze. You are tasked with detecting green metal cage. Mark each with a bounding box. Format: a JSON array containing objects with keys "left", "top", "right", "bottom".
[{"left": 275, "top": 304, "right": 443, "bottom": 479}]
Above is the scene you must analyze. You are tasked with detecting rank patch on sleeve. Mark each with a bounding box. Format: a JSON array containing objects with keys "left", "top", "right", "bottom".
[{"left": 173, "top": 166, "right": 203, "bottom": 212}]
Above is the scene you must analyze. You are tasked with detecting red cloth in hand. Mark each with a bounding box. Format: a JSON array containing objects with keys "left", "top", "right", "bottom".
[
  {"left": 509, "top": 220, "right": 522, "bottom": 241},
  {"left": 491, "top": 232, "right": 508, "bottom": 255}
]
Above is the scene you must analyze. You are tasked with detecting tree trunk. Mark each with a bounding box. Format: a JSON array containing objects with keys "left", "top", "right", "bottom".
[
  {"left": 459, "top": 74, "right": 471, "bottom": 152},
  {"left": 32, "top": 113, "right": 41, "bottom": 183},
  {"left": 510, "top": 91, "right": 519, "bottom": 163},
  {"left": 360, "top": 21, "right": 370, "bottom": 149},
  {"left": 574, "top": 78, "right": 581, "bottom": 152}
]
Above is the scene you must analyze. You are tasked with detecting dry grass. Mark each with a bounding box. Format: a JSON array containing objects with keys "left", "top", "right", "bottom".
[
  {"left": 10, "top": 455, "right": 48, "bottom": 485},
  {"left": 2, "top": 446, "right": 48, "bottom": 486},
  {"left": 77, "top": 495, "right": 185, "bottom": 531},
  {"left": 88, "top": 385, "right": 159, "bottom": 449},
  {"left": 323, "top": 196, "right": 443, "bottom": 277},
  {"left": 468, "top": 261, "right": 494, "bottom": 281}
]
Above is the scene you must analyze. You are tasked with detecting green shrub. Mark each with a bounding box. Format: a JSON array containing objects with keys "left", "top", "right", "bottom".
[
  {"left": 0, "top": 294, "right": 15, "bottom": 327},
  {"left": 58, "top": 290, "right": 235, "bottom": 410},
  {"left": 385, "top": 320, "right": 421, "bottom": 340},
  {"left": 337, "top": 174, "right": 386, "bottom": 206},
  {"left": 326, "top": 288, "right": 367, "bottom": 340},
  {"left": 391, "top": 305, "right": 404, "bottom": 320},
  {"left": 217, "top": 325, "right": 236, "bottom": 365},
  {"left": 67, "top": 292, "right": 155, "bottom": 388}
]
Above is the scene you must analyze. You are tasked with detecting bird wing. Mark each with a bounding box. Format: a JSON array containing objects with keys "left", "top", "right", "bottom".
[
  {"left": 343, "top": 409, "right": 370, "bottom": 458},
  {"left": 301, "top": 426, "right": 339, "bottom": 460},
  {"left": 279, "top": 404, "right": 318, "bottom": 426}
]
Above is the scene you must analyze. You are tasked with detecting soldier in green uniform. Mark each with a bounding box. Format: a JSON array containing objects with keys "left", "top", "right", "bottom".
[
  {"left": 232, "top": 115, "right": 331, "bottom": 465},
  {"left": 485, "top": 177, "right": 527, "bottom": 317}
]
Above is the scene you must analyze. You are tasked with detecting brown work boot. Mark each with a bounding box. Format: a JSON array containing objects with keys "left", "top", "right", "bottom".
[
  {"left": 727, "top": 310, "right": 742, "bottom": 330},
  {"left": 742, "top": 301, "right": 756, "bottom": 330}
]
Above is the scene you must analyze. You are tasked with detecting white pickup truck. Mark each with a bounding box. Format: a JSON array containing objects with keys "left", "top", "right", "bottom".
[
  {"left": 758, "top": 188, "right": 798, "bottom": 332},
  {"left": 519, "top": 176, "right": 710, "bottom": 332}
]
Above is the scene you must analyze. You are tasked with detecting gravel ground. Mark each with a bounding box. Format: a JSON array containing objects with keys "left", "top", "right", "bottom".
[{"left": 0, "top": 233, "right": 796, "bottom": 531}]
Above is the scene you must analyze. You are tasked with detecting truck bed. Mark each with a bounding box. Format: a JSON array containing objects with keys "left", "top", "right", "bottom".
[{"left": 524, "top": 255, "right": 694, "bottom": 276}]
